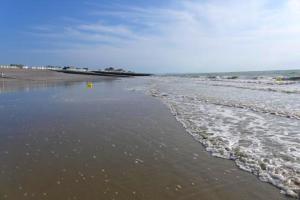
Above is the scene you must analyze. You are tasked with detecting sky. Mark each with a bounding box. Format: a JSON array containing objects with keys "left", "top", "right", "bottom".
[{"left": 1, "top": 0, "right": 300, "bottom": 73}]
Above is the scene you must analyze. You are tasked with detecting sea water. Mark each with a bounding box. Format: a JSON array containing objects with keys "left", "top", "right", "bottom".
[{"left": 145, "top": 70, "right": 300, "bottom": 197}]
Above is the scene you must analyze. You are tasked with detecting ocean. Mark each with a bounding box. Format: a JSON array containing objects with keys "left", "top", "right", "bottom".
[{"left": 144, "top": 69, "right": 300, "bottom": 197}]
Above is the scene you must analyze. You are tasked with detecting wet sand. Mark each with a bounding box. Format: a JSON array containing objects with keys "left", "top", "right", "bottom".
[
  {"left": 0, "top": 70, "right": 290, "bottom": 199},
  {"left": 0, "top": 69, "right": 116, "bottom": 93},
  {"left": 0, "top": 68, "right": 112, "bottom": 81}
]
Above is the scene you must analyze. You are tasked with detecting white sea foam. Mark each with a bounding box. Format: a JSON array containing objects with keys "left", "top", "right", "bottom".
[
  {"left": 200, "top": 78, "right": 300, "bottom": 94},
  {"left": 143, "top": 76, "right": 300, "bottom": 198}
]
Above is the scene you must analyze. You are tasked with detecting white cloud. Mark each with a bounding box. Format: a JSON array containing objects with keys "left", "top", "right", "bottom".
[{"left": 31, "top": 0, "right": 300, "bottom": 72}]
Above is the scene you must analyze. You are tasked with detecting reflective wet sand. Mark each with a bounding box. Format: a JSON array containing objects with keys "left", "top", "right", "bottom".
[{"left": 0, "top": 77, "right": 290, "bottom": 200}]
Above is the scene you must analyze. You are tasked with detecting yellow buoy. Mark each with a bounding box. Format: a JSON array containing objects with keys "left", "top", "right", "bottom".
[{"left": 87, "top": 82, "right": 93, "bottom": 89}]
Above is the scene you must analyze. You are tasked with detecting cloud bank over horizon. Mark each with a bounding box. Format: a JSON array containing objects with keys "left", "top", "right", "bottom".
[{"left": 1, "top": 0, "right": 300, "bottom": 73}]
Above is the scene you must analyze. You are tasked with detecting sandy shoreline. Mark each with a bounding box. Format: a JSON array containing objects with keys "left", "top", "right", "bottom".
[
  {"left": 0, "top": 69, "right": 118, "bottom": 93},
  {"left": 0, "top": 68, "right": 118, "bottom": 81},
  {"left": 0, "top": 70, "right": 291, "bottom": 199}
]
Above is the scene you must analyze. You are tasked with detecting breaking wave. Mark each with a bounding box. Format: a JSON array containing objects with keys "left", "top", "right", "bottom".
[{"left": 144, "top": 75, "right": 300, "bottom": 198}]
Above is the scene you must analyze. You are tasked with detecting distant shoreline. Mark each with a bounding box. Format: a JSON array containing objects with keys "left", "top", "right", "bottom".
[{"left": 0, "top": 68, "right": 115, "bottom": 82}]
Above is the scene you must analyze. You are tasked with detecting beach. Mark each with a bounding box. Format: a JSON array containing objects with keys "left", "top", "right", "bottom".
[
  {"left": 0, "top": 69, "right": 116, "bottom": 93},
  {"left": 0, "top": 69, "right": 292, "bottom": 199}
]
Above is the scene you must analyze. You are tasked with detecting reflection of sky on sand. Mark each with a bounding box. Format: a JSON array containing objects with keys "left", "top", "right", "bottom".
[
  {"left": 0, "top": 79, "right": 155, "bottom": 200},
  {"left": 0, "top": 78, "right": 119, "bottom": 94},
  {"left": 0, "top": 78, "right": 289, "bottom": 200}
]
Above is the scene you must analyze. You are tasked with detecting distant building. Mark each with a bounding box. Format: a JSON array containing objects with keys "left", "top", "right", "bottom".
[
  {"left": 62, "top": 66, "right": 88, "bottom": 72},
  {"left": 10, "top": 64, "right": 24, "bottom": 68},
  {"left": 0, "top": 65, "right": 17, "bottom": 69},
  {"left": 0, "top": 64, "right": 83, "bottom": 71},
  {"left": 105, "top": 67, "right": 115, "bottom": 71},
  {"left": 104, "top": 67, "right": 126, "bottom": 72}
]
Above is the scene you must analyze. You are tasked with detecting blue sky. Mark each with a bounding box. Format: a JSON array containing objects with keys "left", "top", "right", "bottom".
[{"left": 1, "top": 0, "right": 300, "bottom": 73}]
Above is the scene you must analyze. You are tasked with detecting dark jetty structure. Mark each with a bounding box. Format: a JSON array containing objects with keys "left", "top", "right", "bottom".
[
  {"left": 91, "top": 70, "right": 152, "bottom": 77},
  {"left": 56, "top": 67, "right": 152, "bottom": 77}
]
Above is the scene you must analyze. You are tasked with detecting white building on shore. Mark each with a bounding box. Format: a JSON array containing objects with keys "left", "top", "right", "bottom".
[
  {"left": 0, "top": 65, "right": 17, "bottom": 69},
  {"left": 0, "top": 64, "right": 62, "bottom": 70}
]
